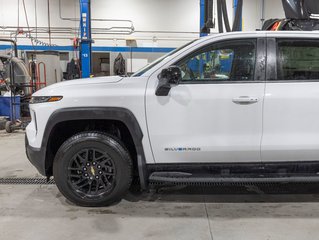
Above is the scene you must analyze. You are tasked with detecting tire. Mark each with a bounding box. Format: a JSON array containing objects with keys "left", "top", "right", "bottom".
[
  {"left": 5, "top": 121, "right": 13, "bottom": 133},
  {"left": 53, "top": 131, "right": 132, "bottom": 207}
]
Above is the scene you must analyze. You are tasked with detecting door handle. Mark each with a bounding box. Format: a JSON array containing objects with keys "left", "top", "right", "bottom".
[{"left": 232, "top": 96, "right": 259, "bottom": 105}]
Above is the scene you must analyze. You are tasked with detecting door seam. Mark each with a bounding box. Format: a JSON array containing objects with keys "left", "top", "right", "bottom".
[{"left": 259, "top": 37, "right": 268, "bottom": 164}]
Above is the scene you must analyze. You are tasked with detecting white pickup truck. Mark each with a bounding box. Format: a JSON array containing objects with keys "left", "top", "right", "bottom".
[{"left": 26, "top": 31, "right": 319, "bottom": 206}]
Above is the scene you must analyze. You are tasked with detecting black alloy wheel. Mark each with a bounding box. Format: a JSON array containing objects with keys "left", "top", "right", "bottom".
[
  {"left": 67, "top": 148, "right": 116, "bottom": 198},
  {"left": 53, "top": 132, "right": 132, "bottom": 207}
]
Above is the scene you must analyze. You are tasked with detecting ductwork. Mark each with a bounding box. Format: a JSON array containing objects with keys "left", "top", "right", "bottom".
[
  {"left": 205, "top": 0, "right": 242, "bottom": 33},
  {"left": 216, "top": 0, "right": 233, "bottom": 33},
  {"left": 221, "top": 0, "right": 231, "bottom": 32},
  {"left": 201, "top": 0, "right": 215, "bottom": 34}
]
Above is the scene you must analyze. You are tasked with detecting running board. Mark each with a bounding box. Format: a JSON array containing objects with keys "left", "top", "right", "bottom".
[{"left": 149, "top": 172, "right": 319, "bottom": 184}]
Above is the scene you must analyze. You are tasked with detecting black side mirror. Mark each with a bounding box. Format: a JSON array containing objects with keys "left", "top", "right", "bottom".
[{"left": 155, "top": 66, "right": 182, "bottom": 96}]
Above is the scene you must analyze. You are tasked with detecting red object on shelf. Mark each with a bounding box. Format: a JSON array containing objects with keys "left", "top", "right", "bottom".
[
  {"left": 28, "top": 61, "right": 47, "bottom": 92},
  {"left": 36, "top": 62, "right": 47, "bottom": 90}
]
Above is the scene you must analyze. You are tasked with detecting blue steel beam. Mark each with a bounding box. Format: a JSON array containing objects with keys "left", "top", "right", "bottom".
[
  {"left": 233, "top": 0, "right": 242, "bottom": 31},
  {"left": 200, "top": 0, "right": 207, "bottom": 37},
  {"left": 79, "top": 0, "right": 92, "bottom": 78}
]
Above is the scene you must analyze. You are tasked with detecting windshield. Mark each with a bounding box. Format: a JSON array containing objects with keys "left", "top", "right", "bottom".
[{"left": 131, "top": 40, "right": 197, "bottom": 77}]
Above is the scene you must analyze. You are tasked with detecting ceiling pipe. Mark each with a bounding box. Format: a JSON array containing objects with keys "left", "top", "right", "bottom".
[
  {"left": 58, "top": 0, "right": 135, "bottom": 32},
  {"left": 2, "top": 35, "right": 196, "bottom": 42},
  {"left": 0, "top": 26, "right": 198, "bottom": 36}
]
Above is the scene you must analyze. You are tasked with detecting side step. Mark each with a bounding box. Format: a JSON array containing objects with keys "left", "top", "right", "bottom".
[{"left": 149, "top": 172, "right": 319, "bottom": 184}]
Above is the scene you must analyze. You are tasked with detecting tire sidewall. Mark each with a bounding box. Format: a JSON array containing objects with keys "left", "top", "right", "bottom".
[{"left": 53, "top": 132, "right": 132, "bottom": 207}]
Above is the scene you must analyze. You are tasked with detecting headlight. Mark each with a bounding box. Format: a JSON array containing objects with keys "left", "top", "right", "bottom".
[{"left": 30, "top": 96, "right": 63, "bottom": 104}]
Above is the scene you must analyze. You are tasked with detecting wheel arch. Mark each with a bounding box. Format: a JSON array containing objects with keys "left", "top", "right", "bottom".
[{"left": 42, "top": 107, "right": 148, "bottom": 189}]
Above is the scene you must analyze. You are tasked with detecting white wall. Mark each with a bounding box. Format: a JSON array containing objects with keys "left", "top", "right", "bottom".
[
  {"left": 0, "top": 0, "right": 286, "bottom": 49},
  {"left": 242, "top": 0, "right": 285, "bottom": 31},
  {"left": 242, "top": 0, "right": 262, "bottom": 31},
  {"left": 0, "top": 0, "right": 287, "bottom": 76},
  {"left": 0, "top": 0, "right": 200, "bottom": 48},
  {"left": 264, "top": 0, "right": 285, "bottom": 20}
]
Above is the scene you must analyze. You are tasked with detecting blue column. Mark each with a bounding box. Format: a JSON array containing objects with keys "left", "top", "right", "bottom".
[
  {"left": 200, "top": 0, "right": 207, "bottom": 37},
  {"left": 233, "top": 0, "right": 242, "bottom": 31},
  {"left": 79, "top": 0, "right": 92, "bottom": 78}
]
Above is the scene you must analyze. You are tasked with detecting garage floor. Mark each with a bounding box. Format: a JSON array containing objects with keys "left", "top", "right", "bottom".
[{"left": 2, "top": 131, "right": 319, "bottom": 240}]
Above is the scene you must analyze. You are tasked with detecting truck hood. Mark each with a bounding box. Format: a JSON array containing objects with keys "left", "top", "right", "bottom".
[{"left": 33, "top": 76, "right": 124, "bottom": 96}]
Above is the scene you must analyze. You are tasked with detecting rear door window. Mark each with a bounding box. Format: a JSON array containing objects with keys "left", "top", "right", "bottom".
[{"left": 277, "top": 39, "right": 319, "bottom": 81}]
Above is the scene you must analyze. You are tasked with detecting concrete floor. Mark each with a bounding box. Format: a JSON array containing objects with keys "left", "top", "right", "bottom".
[{"left": 1, "top": 131, "right": 319, "bottom": 239}]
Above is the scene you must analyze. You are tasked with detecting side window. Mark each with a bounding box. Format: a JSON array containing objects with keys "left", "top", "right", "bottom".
[
  {"left": 277, "top": 39, "right": 319, "bottom": 80},
  {"left": 177, "top": 39, "right": 256, "bottom": 82}
]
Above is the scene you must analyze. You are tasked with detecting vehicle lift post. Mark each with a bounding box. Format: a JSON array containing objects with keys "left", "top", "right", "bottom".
[
  {"left": 233, "top": 0, "right": 242, "bottom": 31},
  {"left": 79, "top": 0, "right": 92, "bottom": 78},
  {"left": 200, "top": 0, "right": 208, "bottom": 37}
]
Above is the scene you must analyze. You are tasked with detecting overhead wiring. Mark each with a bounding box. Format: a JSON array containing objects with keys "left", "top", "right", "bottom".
[
  {"left": 47, "top": 0, "right": 52, "bottom": 46},
  {"left": 15, "top": 0, "right": 20, "bottom": 43},
  {"left": 58, "top": 0, "right": 135, "bottom": 34},
  {"left": 35, "top": 0, "right": 37, "bottom": 43},
  {"left": 21, "top": 0, "right": 35, "bottom": 50},
  {"left": 21, "top": 0, "right": 57, "bottom": 47}
]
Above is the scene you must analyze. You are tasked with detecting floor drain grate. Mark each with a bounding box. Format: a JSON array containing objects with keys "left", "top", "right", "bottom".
[{"left": 0, "top": 178, "right": 55, "bottom": 185}]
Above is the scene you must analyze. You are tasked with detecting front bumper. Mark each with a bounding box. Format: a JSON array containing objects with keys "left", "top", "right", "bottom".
[{"left": 25, "top": 134, "right": 47, "bottom": 176}]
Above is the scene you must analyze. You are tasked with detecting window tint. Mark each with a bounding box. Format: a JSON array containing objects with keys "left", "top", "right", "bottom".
[
  {"left": 177, "top": 39, "right": 256, "bottom": 82},
  {"left": 277, "top": 40, "right": 319, "bottom": 80}
]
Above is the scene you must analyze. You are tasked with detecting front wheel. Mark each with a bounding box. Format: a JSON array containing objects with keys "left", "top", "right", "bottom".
[
  {"left": 53, "top": 132, "right": 132, "bottom": 207},
  {"left": 5, "top": 121, "right": 13, "bottom": 133}
]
